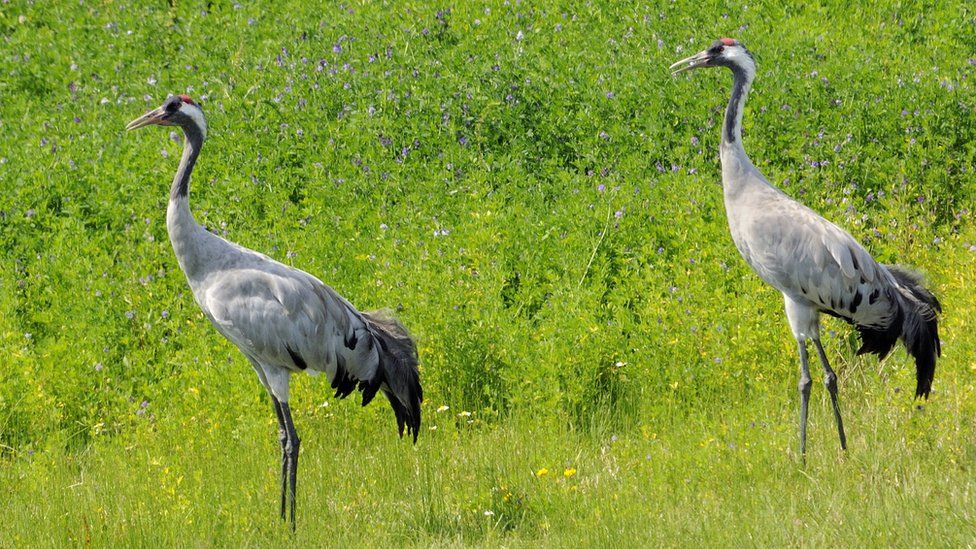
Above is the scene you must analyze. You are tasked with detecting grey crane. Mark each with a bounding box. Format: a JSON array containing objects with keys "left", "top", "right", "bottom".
[
  {"left": 669, "top": 39, "right": 941, "bottom": 455},
  {"left": 126, "top": 94, "right": 422, "bottom": 529}
]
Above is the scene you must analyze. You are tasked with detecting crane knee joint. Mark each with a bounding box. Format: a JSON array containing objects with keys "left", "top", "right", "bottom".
[
  {"left": 824, "top": 372, "right": 838, "bottom": 393},
  {"left": 798, "top": 377, "right": 812, "bottom": 394},
  {"left": 285, "top": 439, "right": 300, "bottom": 457}
]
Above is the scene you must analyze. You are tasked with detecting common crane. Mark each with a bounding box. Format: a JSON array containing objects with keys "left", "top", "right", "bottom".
[
  {"left": 126, "top": 95, "right": 422, "bottom": 528},
  {"left": 670, "top": 39, "right": 941, "bottom": 455}
]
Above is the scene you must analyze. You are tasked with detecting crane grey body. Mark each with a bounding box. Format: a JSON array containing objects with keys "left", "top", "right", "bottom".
[
  {"left": 671, "top": 39, "right": 941, "bottom": 456},
  {"left": 127, "top": 94, "right": 422, "bottom": 529}
]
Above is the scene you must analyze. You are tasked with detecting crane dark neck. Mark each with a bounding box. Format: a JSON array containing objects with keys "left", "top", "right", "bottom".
[
  {"left": 723, "top": 65, "right": 753, "bottom": 146},
  {"left": 171, "top": 124, "right": 204, "bottom": 201}
]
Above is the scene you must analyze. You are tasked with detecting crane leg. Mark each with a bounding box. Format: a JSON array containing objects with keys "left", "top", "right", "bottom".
[
  {"left": 279, "top": 401, "right": 301, "bottom": 531},
  {"left": 812, "top": 339, "right": 847, "bottom": 450},
  {"left": 271, "top": 397, "right": 288, "bottom": 521},
  {"left": 797, "top": 341, "right": 813, "bottom": 457}
]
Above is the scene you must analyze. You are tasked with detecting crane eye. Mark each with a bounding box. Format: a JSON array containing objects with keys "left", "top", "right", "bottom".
[{"left": 163, "top": 96, "right": 182, "bottom": 112}]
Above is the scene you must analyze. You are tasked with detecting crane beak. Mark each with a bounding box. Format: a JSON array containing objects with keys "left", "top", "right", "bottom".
[
  {"left": 125, "top": 107, "right": 171, "bottom": 131},
  {"left": 669, "top": 50, "right": 712, "bottom": 76}
]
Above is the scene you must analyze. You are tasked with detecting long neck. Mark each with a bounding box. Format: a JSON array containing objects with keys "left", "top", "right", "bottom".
[
  {"left": 171, "top": 126, "right": 203, "bottom": 202},
  {"left": 722, "top": 64, "right": 753, "bottom": 151},
  {"left": 166, "top": 125, "right": 207, "bottom": 277},
  {"left": 719, "top": 63, "right": 764, "bottom": 194}
]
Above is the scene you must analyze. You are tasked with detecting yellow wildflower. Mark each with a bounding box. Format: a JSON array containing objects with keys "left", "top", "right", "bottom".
[
  {"left": 536, "top": 468, "right": 548, "bottom": 477},
  {"left": 563, "top": 467, "right": 577, "bottom": 478}
]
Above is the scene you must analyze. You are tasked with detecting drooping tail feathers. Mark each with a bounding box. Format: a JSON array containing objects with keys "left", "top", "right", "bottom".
[
  {"left": 856, "top": 265, "right": 941, "bottom": 398},
  {"left": 889, "top": 266, "right": 942, "bottom": 398},
  {"left": 359, "top": 310, "right": 423, "bottom": 442}
]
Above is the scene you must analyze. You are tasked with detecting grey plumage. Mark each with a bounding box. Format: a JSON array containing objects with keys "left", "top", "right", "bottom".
[
  {"left": 126, "top": 94, "right": 422, "bottom": 529},
  {"left": 671, "top": 39, "right": 941, "bottom": 455}
]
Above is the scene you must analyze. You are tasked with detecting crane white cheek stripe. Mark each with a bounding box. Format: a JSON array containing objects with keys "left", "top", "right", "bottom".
[{"left": 180, "top": 103, "right": 207, "bottom": 139}]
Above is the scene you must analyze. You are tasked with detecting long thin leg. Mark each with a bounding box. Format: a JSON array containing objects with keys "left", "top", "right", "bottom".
[
  {"left": 271, "top": 397, "right": 288, "bottom": 521},
  {"left": 797, "top": 340, "right": 813, "bottom": 457},
  {"left": 246, "top": 358, "right": 291, "bottom": 522},
  {"left": 279, "top": 401, "right": 301, "bottom": 531},
  {"left": 812, "top": 339, "right": 847, "bottom": 450}
]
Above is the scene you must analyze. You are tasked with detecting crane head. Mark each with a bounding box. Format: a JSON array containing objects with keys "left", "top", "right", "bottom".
[
  {"left": 669, "top": 38, "right": 754, "bottom": 76},
  {"left": 126, "top": 94, "right": 207, "bottom": 138}
]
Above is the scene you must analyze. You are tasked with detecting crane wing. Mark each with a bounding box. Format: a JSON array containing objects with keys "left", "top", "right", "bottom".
[
  {"left": 741, "top": 199, "right": 897, "bottom": 328},
  {"left": 200, "top": 261, "right": 380, "bottom": 385}
]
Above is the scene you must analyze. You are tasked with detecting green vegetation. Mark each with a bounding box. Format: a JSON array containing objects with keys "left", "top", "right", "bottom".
[{"left": 2, "top": 0, "right": 975, "bottom": 544}]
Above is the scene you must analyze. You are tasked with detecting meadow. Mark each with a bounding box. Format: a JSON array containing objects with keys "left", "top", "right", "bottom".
[{"left": 2, "top": 0, "right": 976, "bottom": 545}]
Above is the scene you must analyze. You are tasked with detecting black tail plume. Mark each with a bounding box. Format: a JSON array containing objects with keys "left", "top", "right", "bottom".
[
  {"left": 887, "top": 266, "right": 941, "bottom": 398},
  {"left": 361, "top": 310, "right": 423, "bottom": 442},
  {"left": 855, "top": 312, "right": 901, "bottom": 360}
]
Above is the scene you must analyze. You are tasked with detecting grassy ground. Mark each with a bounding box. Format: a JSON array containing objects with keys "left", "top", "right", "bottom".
[{"left": 2, "top": 0, "right": 976, "bottom": 545}]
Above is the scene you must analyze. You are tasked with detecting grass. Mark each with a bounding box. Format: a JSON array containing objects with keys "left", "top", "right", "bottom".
[
  {"left": 2, "top": 0, "right": 976, "bottom": 545},
  {"left": 4, "top": 396, "right": 976, "bottom": 545}
]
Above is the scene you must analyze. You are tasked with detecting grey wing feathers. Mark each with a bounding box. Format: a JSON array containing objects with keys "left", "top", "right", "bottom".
[
  {"left": 202, "top": 263, "right": 380, "bottom": 385},
  {"left": 735, "top": 191, "right": 942, "bottom": 398},
  {"left": 745, "top": 201, "right": 896, "bottom": 328},
  {"left": 198, "top": 256, "right": 423, "bottom": 437}
]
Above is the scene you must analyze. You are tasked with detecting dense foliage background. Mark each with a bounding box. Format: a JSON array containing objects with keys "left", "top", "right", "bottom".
[{"left": 2, "top": 0, "right": 975, "bottom": 544}]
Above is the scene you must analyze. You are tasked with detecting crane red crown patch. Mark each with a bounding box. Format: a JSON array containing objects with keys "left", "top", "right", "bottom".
[
  {"left": 720, "top": 37, "right": 737, "bottom": 46},
  {"left": 179, "top": 94, "right": 197, "bottom": 105}
]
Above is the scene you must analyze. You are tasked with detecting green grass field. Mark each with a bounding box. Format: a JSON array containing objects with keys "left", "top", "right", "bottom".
[{"left": 3, "top": 0, "right": 976, "bottom": 545}]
